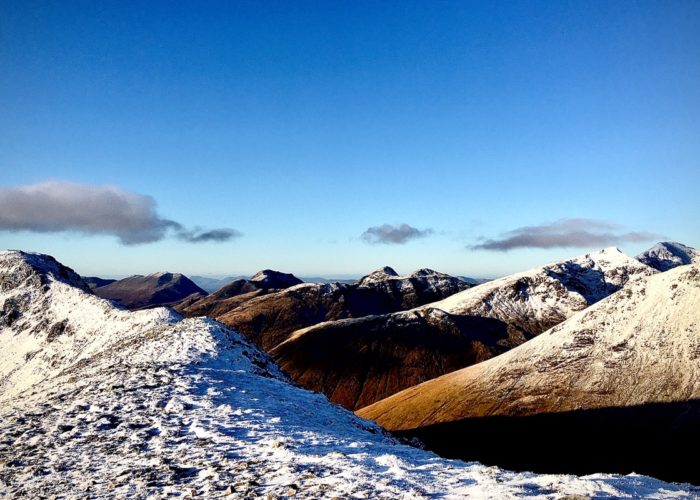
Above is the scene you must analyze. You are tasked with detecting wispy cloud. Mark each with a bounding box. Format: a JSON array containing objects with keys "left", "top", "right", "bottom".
[
  {"left": 361, "top": 223, "right": 433, "bottom": 245},
  {"left": 176, "top": 228, "right": 242, "bottom": 243},
  {"left": 471, "top": 218, "right": 660, "bottom": 251},
  {"left": 0, "top": 181, "right": 242, "bottom": 245}
]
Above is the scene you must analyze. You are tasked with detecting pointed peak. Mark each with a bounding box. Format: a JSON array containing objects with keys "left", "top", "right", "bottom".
[{"left": 357, "top": 266, "right": 400, "bottom": 286}]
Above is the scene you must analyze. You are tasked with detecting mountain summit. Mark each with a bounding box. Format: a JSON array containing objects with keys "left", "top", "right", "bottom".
[
  {"left": 92, "top": 271, "right": 207, "bottom": 309},
  {"left": 636, "top": 241, "right": 699, "bottom": 271},
  {"left": 175, "top": 270, "right": 303, "bottom": 318}
]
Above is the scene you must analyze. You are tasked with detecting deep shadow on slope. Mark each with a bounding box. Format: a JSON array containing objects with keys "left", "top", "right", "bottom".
[
  {"left": 393, "top": 400, "right": 700, "bottom": 485},
  {"left": 271, "top": 312, "right": 530, "bottom": 410}
]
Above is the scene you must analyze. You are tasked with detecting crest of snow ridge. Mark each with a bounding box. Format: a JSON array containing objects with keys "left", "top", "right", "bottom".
[{"left": 0, "top": 250, "right": 279, "bottom": 400}]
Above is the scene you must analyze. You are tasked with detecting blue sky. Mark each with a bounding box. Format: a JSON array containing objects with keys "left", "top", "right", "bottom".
[{"left": 1, "top": 1, "right": 699, "bottom": 278}]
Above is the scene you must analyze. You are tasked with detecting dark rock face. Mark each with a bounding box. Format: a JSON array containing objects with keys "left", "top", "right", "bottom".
[
  {"left": 93, "top": 272, "right": 207, "bottom": 310},
  {"left": 209, "top": 268, "right": 471, "bottom": 352},
  {"left": 174, "top": 270, "right": 303, "bottom": 318}
]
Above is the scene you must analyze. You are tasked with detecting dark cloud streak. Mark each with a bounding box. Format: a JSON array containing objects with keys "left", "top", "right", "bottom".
[
  {"left": 471, "top": 218, "right": 660, "bottom": 251},
  {"left": 176, "top": 228, "right": 242, "bottom": 243}
]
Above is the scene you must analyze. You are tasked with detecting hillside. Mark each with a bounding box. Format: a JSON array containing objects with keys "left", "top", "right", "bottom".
[
  {"left": 192, "top": 266, "right": 470, "bottom": 351},
  {"left": 2, "top": 250, "right": 691, "bottom": 497},
  {"left": 83, "top": 276, "right": 116, "bottom": 289},
  {"left": 357, "top": 263, "right": 700, "bottom": 483},
  {"left": 272, "top": 248, "right": 655, "bottom": 409},
  {"left": 175, "top": 269, "right": 302, "bottom": 318},
  {"left": 92, "top": 272, "right": 207, "bottom": 309}
]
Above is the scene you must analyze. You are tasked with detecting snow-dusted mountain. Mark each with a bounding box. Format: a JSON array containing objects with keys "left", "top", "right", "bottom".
[
  {"left": 428, "top": 246, "right": 655, "bottom": 332},
  {"left": 358, "top": 263, "right": 700, "bottom": 483},
  {"left": 636, "top": 241, "right": 699, "bottom": 272},
  {"left": 3, "top": 250, "right": 692, "bottom": 497},
  {"left": 272, "top": 248, "right": 656, "bottom": 409},
  {"left": 181, "top": 265, "right": 470, "bottom": 352}
]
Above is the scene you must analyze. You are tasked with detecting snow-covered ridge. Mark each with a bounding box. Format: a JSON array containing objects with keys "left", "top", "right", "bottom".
[
  {"left": 0, "top": 250, "right": 695, "bottom": 497},
  {"left": 636, "top": 241, "right": 700, "bottom": 272},
  {"left": 0, "top": 250, "right": 187, "bottom": 399},
  {"left": 422, "top": 246, "right": 655, "bottom": 325},
  {"left": 356, "top": 266, "right": 464, "bottom": 288}
]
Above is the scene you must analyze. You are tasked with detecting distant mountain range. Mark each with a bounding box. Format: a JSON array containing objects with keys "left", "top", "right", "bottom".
[
  {"left": 181, "top": 266, "right": 471, "bottom": 352},
  {"left": 2, "top": 250, "right": 689, "bottom": 496}
]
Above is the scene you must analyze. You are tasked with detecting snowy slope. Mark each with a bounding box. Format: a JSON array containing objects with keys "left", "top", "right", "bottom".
[
  {"left": 636, "top": 241, "right": 700, "bottom": 272},
  {"left": 359, "top": 263, "right": 700, "bottom": 427},
  {"left": 0, "top": 251, "right": 696, "bottom": 498},
  {"left": 425, "top": 246, "right": 655, "bottom": 333},
  {"left": 357, "top": 264, "right": 700, "bottom": 483}
]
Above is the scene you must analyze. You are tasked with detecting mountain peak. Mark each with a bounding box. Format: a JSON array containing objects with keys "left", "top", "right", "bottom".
[
  {"left": 0, "top": 250, "right": 91, "bottom": 292},
  {"left": 410, "top": 268, "right": 440, "bottom": 277},
  {"left": 636, "top": 241, "right": 699, "bottom": 272},
  {"left": 249, "top": 269, "right": 303, "bottom": 288},
  {"left": 357, "top": 266, "right": 399, "bottom": 286}
]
